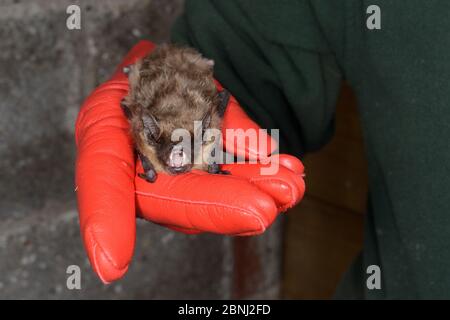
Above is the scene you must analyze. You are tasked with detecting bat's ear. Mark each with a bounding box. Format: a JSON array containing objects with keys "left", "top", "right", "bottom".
[
  {"left": 217, "top": 89, "right": 230, "bottom": 117},
  {"left": 142, "top": 113, "right": 161, "bottom": 142}
]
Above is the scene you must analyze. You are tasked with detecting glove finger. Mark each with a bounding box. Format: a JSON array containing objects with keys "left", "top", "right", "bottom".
[
  {"left": 163, "top": 225, "right": 204, "bottom": 235},
  {"left": 222, "top": 154, "right": 305, "bottom": 212},
  {"left": 75, "top": 79, "right": 135, "bottom": 284},
  {"left": 75, "top": 41, "right": 164, "bottom": 283},
  {"left": 275, "top": 153, "right": 305, "bottom": 175},
  {"left": 135, "top": 162, "right": 278, "bottom": 236},
  {"left": 136, "top": 214, "right": 203, "bottom": 234}
]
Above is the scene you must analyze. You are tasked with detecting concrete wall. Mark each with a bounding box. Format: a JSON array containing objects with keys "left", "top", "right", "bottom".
[{"left": 0, "top": 0, "right": 282, "bottom": 299}]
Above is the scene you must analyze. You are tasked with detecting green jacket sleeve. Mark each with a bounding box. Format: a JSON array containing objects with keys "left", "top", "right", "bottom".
[{"left": 171, "top": 0, "right": 344, "bottom": 156}]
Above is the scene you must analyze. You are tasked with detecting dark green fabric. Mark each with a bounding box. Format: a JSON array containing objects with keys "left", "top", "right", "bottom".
[{"left": 172, "top": 0, "right": 450, "bottom": 299}]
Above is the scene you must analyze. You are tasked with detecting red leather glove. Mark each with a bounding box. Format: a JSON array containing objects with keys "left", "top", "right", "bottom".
[{"left": 75, "top": 41, "right": 305, "bottom": 283}]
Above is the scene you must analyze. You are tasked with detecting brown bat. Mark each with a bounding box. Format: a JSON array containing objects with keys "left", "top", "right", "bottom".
[{"left": 120, "top": 44, "right": 230, "bottom": 182}]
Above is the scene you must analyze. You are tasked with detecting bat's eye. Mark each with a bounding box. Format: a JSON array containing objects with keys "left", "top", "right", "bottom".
[{"left": 142, "top": 114, "right": 161, "bottom": 143}]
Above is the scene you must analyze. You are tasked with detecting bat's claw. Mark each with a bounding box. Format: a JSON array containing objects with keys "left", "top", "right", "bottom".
[
  {"left": 208, "top": 163, "right": 230, "bottom": 175},
  {"left": 137, "top": 152, "right": 157, "bottom": 183},
  {"left": 138, "top": 170, "right": 157, "bottom": 183}
]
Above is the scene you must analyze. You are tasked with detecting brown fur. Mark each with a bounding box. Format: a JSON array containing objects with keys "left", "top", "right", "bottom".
[{"left": 121, "top": 44, "right": 223, "bottom": 174}]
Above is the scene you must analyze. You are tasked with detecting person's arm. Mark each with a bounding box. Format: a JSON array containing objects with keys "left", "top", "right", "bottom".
[{"left": 172, "top": 0, "right": 344, "bottom": 156}]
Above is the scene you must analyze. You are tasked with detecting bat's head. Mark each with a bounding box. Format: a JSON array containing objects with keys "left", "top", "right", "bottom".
[{"left": 136, "top": 100, "right": 222, "bottom": 175}]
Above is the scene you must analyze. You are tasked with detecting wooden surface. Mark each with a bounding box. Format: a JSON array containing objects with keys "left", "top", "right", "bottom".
[{"left": 282, "top": 85, "right": 367, "bottom": 299}]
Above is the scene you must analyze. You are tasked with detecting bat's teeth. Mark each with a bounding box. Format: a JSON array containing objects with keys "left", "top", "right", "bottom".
[
  {"left": 169, "top": 152, "right": 184, "bottom": 167},
  {"left": 169, "top": 144, "right": 190, "bottom": 167}
]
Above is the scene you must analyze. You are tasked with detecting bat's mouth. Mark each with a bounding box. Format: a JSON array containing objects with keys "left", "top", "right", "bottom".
[
  {"left": 166, "top": 165, "right": 190, "bottom": 175},
  {"left": 166, "top": 144, "right": 191, "bottom": 174}
]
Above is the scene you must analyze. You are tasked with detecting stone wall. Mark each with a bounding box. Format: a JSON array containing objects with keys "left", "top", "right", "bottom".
[{"left": 0, "top": 0, "right": 282, "bottom": 299}]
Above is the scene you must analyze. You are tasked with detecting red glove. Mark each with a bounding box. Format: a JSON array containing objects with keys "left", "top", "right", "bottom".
[{"left": 75, "top": 41, "right": 305, "bottom": 283}]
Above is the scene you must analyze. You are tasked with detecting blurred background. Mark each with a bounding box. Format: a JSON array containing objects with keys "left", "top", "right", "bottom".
[{"left": 0, "top": 0, "right": 367, "bottom": 299}]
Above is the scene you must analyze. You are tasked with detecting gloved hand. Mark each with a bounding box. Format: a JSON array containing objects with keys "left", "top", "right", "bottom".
[{"left": 75, "top": 41, "right": 305, "bottom": 283}]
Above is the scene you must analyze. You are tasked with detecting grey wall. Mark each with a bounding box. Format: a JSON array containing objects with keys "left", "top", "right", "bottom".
[{"left": 0, "top": 0, "right": 283, "bottom": 299}]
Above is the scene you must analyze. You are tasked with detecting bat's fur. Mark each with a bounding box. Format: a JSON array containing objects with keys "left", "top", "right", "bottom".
[{"left": 121, "top": 44, "right": 228, "bottom": 182}]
